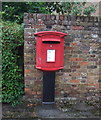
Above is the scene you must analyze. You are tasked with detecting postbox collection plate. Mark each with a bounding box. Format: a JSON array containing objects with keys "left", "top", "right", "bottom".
[{"left": 47, "top": 50, "right": 55, "bottom": 62}]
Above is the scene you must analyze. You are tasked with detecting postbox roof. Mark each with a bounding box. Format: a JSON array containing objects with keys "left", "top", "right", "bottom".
[{"left": 34, "top": 31, "right": 67, "bottom": 37}]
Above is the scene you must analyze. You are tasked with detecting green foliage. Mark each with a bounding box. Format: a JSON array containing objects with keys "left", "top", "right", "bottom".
[
  {"left": 2, "top": 2, "right": 49, "bottom": 23},
  {"left": 46, "top": 2, "right": 63, "bottom": 14},
  {"left": 2, "top": 3, "right": 26, "bottom": 23},
  {"left": 2, "top": 21, "right": 24, "bottom": 106},
  {"left": 83, "top": 5, "right": 97, "bottom": 16},
  {"left": 2, "top": 2, "right": 97, "bottom": 24},
  {"left": 46, "top": 2, "right": 97, "bottom": 16}
]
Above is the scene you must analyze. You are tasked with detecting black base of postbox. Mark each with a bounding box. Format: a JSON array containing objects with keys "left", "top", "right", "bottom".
[
  {"left": 43, "top": 71, "right": 55, "bottom": 104},
  {"left": 42, "top": 102, "right": 55, "bottom": 104}
]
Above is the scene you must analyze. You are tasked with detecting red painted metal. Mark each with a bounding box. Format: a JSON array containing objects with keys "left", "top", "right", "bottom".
[{"left": 34, "top": 31, "right": 67, "bottom": 71}]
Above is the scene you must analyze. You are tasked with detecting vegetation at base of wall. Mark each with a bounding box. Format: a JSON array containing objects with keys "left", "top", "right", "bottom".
[{"left": 2, "top": 21, "right": 24, "bottom": 106}]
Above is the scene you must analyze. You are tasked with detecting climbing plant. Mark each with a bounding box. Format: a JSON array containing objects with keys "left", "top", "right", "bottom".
[{"left": 2, "top": 21, "right": 24, "bottom": 106}]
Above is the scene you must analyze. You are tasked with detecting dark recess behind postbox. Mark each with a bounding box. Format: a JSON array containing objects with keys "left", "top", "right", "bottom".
[{"left": 34, "top": 31, "right": 67, "bottom": 71}]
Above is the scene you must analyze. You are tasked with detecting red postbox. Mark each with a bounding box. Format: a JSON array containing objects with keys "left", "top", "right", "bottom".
[{"left": 34, "top": 31, "right": 67, "bottom": 71}]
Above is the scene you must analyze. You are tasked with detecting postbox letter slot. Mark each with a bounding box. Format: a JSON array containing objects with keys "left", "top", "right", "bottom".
[
  {"left": 43, "top": 41, "right": 60, "bottom": 44},
  {"left": 42, "top": 38, "right": 60, "bottom": 44}
]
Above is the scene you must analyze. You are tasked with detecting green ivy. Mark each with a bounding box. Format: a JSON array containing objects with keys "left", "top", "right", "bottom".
[{"left": 2, "top": 21, "right": 24, "bottom": 106}]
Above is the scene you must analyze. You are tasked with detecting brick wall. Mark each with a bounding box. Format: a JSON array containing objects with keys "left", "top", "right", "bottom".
[{"left": 24, "top": 13, "right": 101, "bottom": 102}]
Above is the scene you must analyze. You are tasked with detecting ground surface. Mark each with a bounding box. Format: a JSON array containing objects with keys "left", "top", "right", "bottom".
[
  {"left": 2, "top": 101, "right": 38, "bottom": 119},
  {"left": 2, "top": 100, "right": 101, "bottom": 119}
]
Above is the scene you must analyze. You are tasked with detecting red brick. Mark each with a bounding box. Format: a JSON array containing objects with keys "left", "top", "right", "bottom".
[
  {"left": 32, "top": 91, "right": 37, "bottom": 95},
  {"left": 69, "top": 57, "right": 83, "bottom": 61},
  {"left": 25, "top": 88, "right": 32, "bottom": 95},
  {"left": 72, "top": 72, "right": 80, "bottom": 76},
  {"left": 69, "top": 80, "right": 80, "bottom": 84},
  {"left": 31, "top": 24, "right": 45, "bottom": 29},
  {"left": 65, "top": 47, "right": 74, "bottom": 50},
  {"left": 55, "top": 91, "right": 60, "bottom": 95},
  {"left": 96, "top": 83, "right": 100, "bottom": 89},
  {"left": 99, "top": 43, "right": 101, "bottom": 46},
  {"left": 72, "top": 26, "right": 84, "bottom": 30},
  {"left": 70, "top": 42, "right": 78, "bottom": 46},
  {"left": 59, "top": 15, "right": 64, "bottom": 20},
  {"left": 37, "top": 96, "right": 42, "bottom": 99},
  {"left": 87, "top": 83, "right": 100, "bottom": 89},
  {"left": 79, "top": 62, "right": 89, "bottom": 66},
  {"left": 25, "top": 69, "right": 31, "bottom": 73}
]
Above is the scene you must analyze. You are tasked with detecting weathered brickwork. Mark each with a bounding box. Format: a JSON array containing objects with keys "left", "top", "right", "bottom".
[{"left": 24, "top": 13, "right": 101, "bottom": 102}]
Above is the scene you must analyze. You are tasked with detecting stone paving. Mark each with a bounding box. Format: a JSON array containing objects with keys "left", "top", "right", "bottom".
[
  {"left": 35, "top": 103, "right": 100, "bottom": 118},
  {"left": 35, "top": 104, "right": 67, "bottom": 118}
]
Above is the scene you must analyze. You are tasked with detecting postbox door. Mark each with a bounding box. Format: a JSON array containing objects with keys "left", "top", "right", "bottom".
[{"left": 41, "top": 40, "right": 64, "bottom": 69}]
